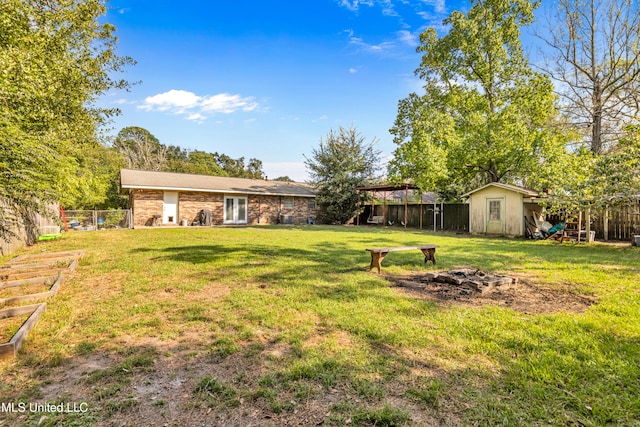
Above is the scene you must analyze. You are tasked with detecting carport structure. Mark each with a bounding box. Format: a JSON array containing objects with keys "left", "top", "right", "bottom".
[{"left": 356, "top": 183, "right": 422, "bottom": 230}]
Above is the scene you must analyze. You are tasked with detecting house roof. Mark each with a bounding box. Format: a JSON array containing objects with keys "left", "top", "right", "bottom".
[
  {"left": 356, "top": 184, "right": 438, "bottom": 204},
  {"left": 356, "top": 183, "right": 419, "bottom": 192},
  {"left": 461, "top": 182, "right": 540, "bottom": 198},
  {"left": 120, "top": 169, "right": 316, "bottom": 198}
]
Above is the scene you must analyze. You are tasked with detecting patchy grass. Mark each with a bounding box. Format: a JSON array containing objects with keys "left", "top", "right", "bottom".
[{"left": 0, "top": 225, "right": 639, "bottom": 426}]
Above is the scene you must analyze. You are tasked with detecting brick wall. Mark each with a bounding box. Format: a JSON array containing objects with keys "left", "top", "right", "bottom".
[
  {"left": 131, "top": 190, "right": 163, "bottom": 227},
  {"left": 180, "top": 192, "right": 224, "bottom": 224},
  {"left": 247, "top": 196, "right": 317, "bottom": 224},
  {"left": 130, "top": 190, "right": 318, "bottom": 227},
  {"left": 281, "top": 197, "right": 317, "bottom": 224},
  {"left": 248, "top": 196, "right": 279, "bottom": 224}
]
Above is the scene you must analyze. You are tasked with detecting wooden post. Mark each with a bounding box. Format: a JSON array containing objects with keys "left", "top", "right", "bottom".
[
  {"left": 585, "top": 206, "right": 592, "bottom": 242},
  {"left": 357, "top": 192, "right": 360, "bottom": 226},
  {"left": 371, "top": 192, "right": 375, "bottom": 222},
  {"left": 433, "top": 199, "right": 436, "bottom": 232},
  {"left": 404, "top": 185, "right": 408, "bottom": 229},
  {"left": 383, "top": 191, "right": 387, "bottom": 225},
  {"left": 577, "top": 210, "right": 582, "bottom": 243}
]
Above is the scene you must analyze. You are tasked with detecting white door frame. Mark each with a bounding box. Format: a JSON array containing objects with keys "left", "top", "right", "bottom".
[
  {"left": 224, "top": 196, "right": 247, "bottom": 224},
  {"left": 163, "top": 191, "right": 178, "bottom": 224},
  {"left": 485, "top": 197, "right": 505, "bottom": 234}
]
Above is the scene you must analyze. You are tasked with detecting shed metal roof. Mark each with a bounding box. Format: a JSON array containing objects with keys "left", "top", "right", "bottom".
[{"left": 120, "top": 169, "right": 316, "bottom": 198}]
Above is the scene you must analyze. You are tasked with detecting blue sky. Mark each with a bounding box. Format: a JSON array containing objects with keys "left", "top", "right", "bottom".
[{"left": 101, "top": 0, "right": 464, "bottom": 181}]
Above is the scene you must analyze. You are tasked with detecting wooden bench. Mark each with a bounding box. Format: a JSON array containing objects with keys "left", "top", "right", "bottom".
[{"left": 365, "top": 245, "right": 438, "bottom": 273}]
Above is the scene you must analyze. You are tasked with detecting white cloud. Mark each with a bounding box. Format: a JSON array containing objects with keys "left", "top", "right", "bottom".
[
  {"left": 312, "top": 115, "right": 329, "bottom": 123},
  {"left": 349, "top": 36, "right": 396, "bottom": 53},
  {"left": 139, "top": 89, "right": 259, "bottom": 122},
  {"left": 422, "top": 0, "right": 446, "bottom": 14},
  {"left": 141, "top": 89, "right": 201, "bottom": 112},
  {"left": 339, "top": 0, "right": 449, "bottom": 53},
  {"left": 187, "top": 113, "right": 206, "bottom": 123},
  {"left": 397, "top": 29, "right": 419, "bottom": 46},
  {"left": 201, "top": 93, "right": 258, "bottom": 114},
  {"left": 349, "top": 67, "right": 359, "bottom": 74},
  {"left": 338, "top": 0, "right": 375, "bottom": 12},
  {"left": 380, "top": 0, "right": 399, "bottom": 17}
]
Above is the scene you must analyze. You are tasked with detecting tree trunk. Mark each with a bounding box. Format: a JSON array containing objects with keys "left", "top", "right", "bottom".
[{"left": 592, "top": 81, "right": 603, "bottom": 154}]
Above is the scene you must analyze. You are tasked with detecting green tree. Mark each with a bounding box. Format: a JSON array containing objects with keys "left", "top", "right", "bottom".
[
  {"left": 0, "top": 0, "right": 133, "bottom": 239},
  {"left": 537, "top": 0, "right": 640, "bottom": 155},
  {"left": 182, "top": 151, "right": 226, "bottom": 176},
  {"left": 589, "top": 126, "right": 640, "bottom": 206},
  {"left": 304, "top": 126, "right": 381, "bottom": 224},
  {"left": 388, "top": 0, "right": 571, "bottom": 198},
  {"left": 68, "top": 142, "right": 128, "bottom": 209},
  {"left": 245, "top": 158, "right": 265, "bottom": 179},
  {"left": 113, "top": 126, "right": 167, "bottom": 171},
  {"left": 112, "top": 126, "right": 266, "bottom": 179}
]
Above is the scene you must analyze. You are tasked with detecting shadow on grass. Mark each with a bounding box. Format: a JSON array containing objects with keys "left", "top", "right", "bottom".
[{"left": 4, "top": 227, "right": 639, "bottom": 426}]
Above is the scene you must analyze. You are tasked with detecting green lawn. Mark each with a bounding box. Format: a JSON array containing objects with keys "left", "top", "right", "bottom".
[{"left": 1, "top": 225, "right": 639, "bottom": 426}]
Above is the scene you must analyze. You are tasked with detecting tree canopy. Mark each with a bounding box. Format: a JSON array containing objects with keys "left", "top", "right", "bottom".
[
  {"left": 388, "top": 0, "right": 572, "bottom": 199},
  {"left": 304, "top": 126, "right": 381, "bottom": 224},
  {"left": 111, "top": 126, "right": 265, "bottom": 180},
  {"left": 0, "top": 0, "right": 133, "bottom": 239},
  {"left": 538, "top": 0, "right": 640, "bottom": 155}
]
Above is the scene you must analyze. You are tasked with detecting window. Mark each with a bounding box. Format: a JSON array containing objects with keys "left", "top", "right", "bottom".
[
  {"left": 308, "top": 200, "right": 316, "bottom": 210},
  {"left": 489, "top": 200, "right": 501, "bottom": 221},
  {"left": 283, "top": 197, "right": 294, "bottom": 209}
]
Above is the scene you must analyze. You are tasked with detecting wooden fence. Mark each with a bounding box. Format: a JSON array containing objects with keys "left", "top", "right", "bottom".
[
  {"left": 360, "top": 203, "right": 469, "bottom": 231},
  {"left": 1, "top": 202, "right": 60, "bottom": 257},
  {"left": 591, "top": 202, "right": 640, "bottom": 241}
]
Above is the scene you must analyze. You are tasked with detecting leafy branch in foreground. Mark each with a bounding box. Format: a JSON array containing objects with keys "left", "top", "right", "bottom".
[{"left": 0, "top": 0, "right": 134, "bottom": 239}]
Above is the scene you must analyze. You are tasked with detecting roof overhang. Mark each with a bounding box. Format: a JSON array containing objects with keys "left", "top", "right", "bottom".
[
  {"left": 356, "top": 183, "right": 419, "bottom": 192},
  {"left": 121, "top": 184, "right": 316, "bottom": 198},
  {"left": 462, "top": 182, "right": 539, "bottom": 199}
]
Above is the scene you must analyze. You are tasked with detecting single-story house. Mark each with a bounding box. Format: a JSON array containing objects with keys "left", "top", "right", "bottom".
[
  {"left": 462, "top": 183, "right": 541, "bottom": 236},
  {"left": 120, "top": 169, "right": 318, "bottom": 228}
]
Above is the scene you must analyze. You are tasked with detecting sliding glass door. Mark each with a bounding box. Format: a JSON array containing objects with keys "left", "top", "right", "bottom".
[{"left": 224, "top": 197, "right": 247, "bottom": 224}]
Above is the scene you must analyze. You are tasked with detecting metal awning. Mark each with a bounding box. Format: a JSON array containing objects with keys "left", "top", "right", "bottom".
[{"left": 356, "top": 183, "right": 422, "bottom": 230}]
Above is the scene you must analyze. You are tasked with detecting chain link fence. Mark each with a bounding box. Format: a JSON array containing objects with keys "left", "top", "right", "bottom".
[{"left": 64, "top": 210, "right": 132, "bottom": 231}]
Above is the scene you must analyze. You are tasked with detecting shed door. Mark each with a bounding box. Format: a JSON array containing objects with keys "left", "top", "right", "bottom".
[
  {"left": 163, "top": 191, "right": 178, "bottom": 224},
  {"left": 486, "top": 198, "right": 505, "bottom": 234}
]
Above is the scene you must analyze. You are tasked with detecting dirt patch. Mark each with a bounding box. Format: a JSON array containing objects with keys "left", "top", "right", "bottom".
[
  {"left": 23, "top": 339, "right": 447, "bottom": 427},
  {"left": 393, "top": 269, "right": 595, "bottom": 314}
]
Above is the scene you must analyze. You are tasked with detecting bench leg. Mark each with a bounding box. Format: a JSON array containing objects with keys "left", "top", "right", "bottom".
[
  {"left": 369, "top": 252, "right": 388, "bottom": 273},
  {"left": 421, "top": 248, "right": 436, "bottom": 265}
]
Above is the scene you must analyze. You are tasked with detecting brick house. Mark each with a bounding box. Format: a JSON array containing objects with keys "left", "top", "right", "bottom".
[{"left": 120, "top": 169, "right": 318, "bottom": 228}]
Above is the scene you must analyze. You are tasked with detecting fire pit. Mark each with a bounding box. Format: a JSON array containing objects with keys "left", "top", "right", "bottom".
[
  {"left": 423, "top": 268, "right": 517, "bottom": 294},
  {"left": 394, "top": 268, "right": 594, "bottom": 314}
]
